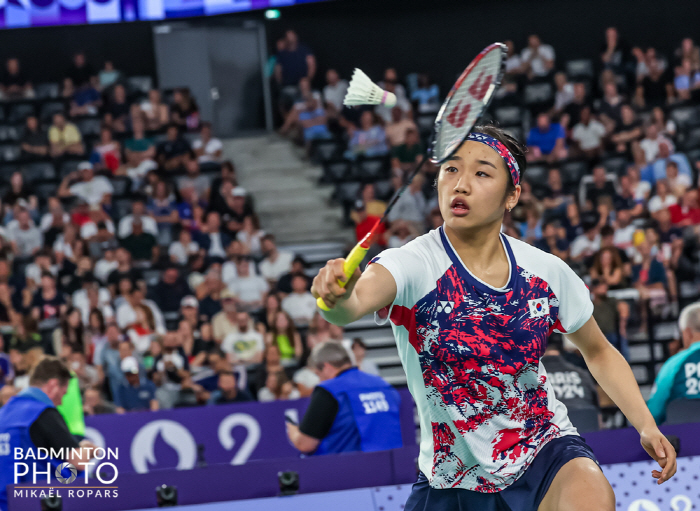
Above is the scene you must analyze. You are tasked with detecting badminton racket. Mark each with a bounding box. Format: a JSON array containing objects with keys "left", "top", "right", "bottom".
[{"left": 317, "top": 42, "right": 507, "bottom": 311}]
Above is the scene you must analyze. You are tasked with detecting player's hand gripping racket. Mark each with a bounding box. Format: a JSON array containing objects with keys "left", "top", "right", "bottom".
[{"left": 316, "top": 43, "right": 507, "bottom": 311}]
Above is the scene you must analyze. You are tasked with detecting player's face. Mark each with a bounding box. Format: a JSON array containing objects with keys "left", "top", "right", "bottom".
[{"left": 437, "top": 141, "right": 518, "bottom": 232}]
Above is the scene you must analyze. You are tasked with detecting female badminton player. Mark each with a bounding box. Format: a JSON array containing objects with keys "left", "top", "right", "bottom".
[{"left": 312, "top": 124, "right": 677, "bottom": 510}]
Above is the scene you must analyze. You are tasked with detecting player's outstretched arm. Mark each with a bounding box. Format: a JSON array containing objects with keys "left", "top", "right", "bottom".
[
  {"left": 565, "top": 316, "right": 677, "bottom": 485},
  {"left": 311, "top": 258, "right": 397, "bottom": 326}
]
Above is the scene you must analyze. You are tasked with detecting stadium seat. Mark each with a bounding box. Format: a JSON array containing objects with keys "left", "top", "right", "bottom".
[
  {"left": 560, "top": 159, "right": 589, "bottom": 185},
  {"left": 0, "top": 164, "right": 20, "bottom": 181},
  {"left": 40, "top": 101, "right": 67, "bottom": 122},
  {"left": 415, "top": 113, "right": 436, "bottom": 136},
  {"left": 127, "top": 76, "right": 154, "bottom": 95},
  {"left": 311, "top": 139, "right": 342, "bottom": 162},
  {"left": 355, "top": 156, "right": 388, "bottom": 182},
  {"left": 565, "top": 59, "right": 594, "bottom": 80},
  {"left": 335, "top": 181, "right": 362, "bottom": 204},
  {"left": 373, "top": 179, "right": 394, "bottom": 201},
  {"left": 21, "top": 161, "right": 56, "bottom": 183},
  {"left": 112, "top": 198, "right": 133, "bottom": 219},
  {"left": 493, "top": 106, "right": 523, "bottom": 127},
  {"left": 323, "top": 159, "right": 353, "bottom": 183},
  {"left": 0, "top": 144, "right": 21, "bottom": 162},
  {"left": 34, "top": 82, "right": 61, "bottom": 99},
  {"left": 33, "top": 179, "right": 60, "bottom": 202},
  {"left": 524, "top": 164, "right": 548, "bottom": 191},
  {"left": 664, "top": 398, "right": 700, "bottom": 425},
  {"left": 601, "top": 155, "right": 630, "bottom": 177},
  {"left": 681, "top": 126, "right": 700, "bottom": 151},
  {"left": 75, "top": 117, "right": 102, "bottom": 138},
  {"left": 59, "top": 159, "right": 83, "bottom": 179},
  {"left": 7, "top": 103, "right": 35, "bottom": 124},
  {"left": 669, "top": 105, "right": 699, "bottom": 131},
  {"left": 503, "top": 126, "right": 523, "bottom": 143},
  {"left": 0, "top": 125, "right": 20, "bottom": 142},
  {"left": 567, "top": 406, "right": 600, "bottom": 433},
  {"left": 110, "top": 176, "right": 132, "bottom": 197},
  {"left": 523, "top": 82, "right": 553, "bottom": 106}
]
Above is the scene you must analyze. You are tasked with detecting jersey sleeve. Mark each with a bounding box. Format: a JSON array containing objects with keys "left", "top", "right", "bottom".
[
  {"left": 550, "top": 258, "right": 594, "bottom": 334},
  {"left": 369, "top": 247, "right": 429, "bottom": 325}
]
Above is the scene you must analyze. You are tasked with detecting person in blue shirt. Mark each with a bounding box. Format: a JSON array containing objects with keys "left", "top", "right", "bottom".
[
  {"left": 115, "top": 356, "right": 158, "bottom": 412},
  {"left": 286, "top": 341, "right": 402, "bottom": 455},
  {"left": 0, "top": 357, "right": 97, "bottom": 511},
  {"left": 647, "top": 302, "right": 700, "bottom": 423},
  {"left": 526, "top": 112, "right": 567, "bottom": 164}
]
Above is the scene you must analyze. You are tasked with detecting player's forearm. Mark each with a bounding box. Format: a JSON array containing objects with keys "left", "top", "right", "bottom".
[
  {"left": 320, "top": 292, "right": 364, "bottom": 326},
  {"left": 584, "top": 343, "right": 657, "bottom": 432}
]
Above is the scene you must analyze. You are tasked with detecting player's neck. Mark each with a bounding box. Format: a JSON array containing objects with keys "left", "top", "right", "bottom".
[{"left": 444, "top": 222, "right": 509, "bottom": 288}]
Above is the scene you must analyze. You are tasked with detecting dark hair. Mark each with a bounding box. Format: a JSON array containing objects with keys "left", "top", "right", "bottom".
[
  {"left": 89, "top": 308, "right": 106, "bottom": 335},
  {"left": 29, "top": 356, "right": 72, "bottom": 387},
  {"left": 435, "top": 123, "right": 527, "bottom": 197},
  {"left": 600, "top": 225, "right": 615, "bottom": 238},
  {"left": 351, "top": 338, "right": 366, "bottom": 350}
]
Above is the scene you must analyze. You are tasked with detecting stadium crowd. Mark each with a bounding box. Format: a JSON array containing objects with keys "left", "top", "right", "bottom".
[
  {"left": 0, "top": 26, "right": 698, "bottom": 426},
  {"left": 273, "top": 27, "right": 700, "bottom": 422},
  {"left": 0, "top": 48, "right": 378, "bottom": 415}
]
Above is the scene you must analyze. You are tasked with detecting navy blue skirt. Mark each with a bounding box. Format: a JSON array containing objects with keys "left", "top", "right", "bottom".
[{"left": 404, "top": 435, "right": 600, "bottom": 511}]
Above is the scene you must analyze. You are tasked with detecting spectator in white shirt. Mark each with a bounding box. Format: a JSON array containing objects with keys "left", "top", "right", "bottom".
[
  {"left": 118, "top": 199, "right": 158, "bottom": 239},
  {"left": 236, "top": 214, "right": 265, "bottom": 259},
  {"left": 58, "top": 161, "right": 113, "bottom": 207},
  {"left": 322, "top": 69, "right": 348, "bottom": 116},
  {"left": 376, "top": 68, "right": 411, "bottom": 124},
  {"left": 258, "top": 234, "right": 294, "bottom": 284},
  {"left": 221, "top": 311, "right": 265, "bottom": 365},
  {"left": 72, "top": 275, "right": 112, "bottom": 325},
  {"left": 79, "top": 206, "right": 115, "bottom": 242},
  {"left": 169, "top": 228, "right": 201, "bottom": 266},
  {"left": 570, "top": 222, "right": 601, "bottom": 262},
  {"left": 351, "top": 338, "right": 380, "bottom": 376},
  {"left": 571, "top": 106, "right": 607, "bottom": 160},
  {"left": 229, "top": 258, "right": 269, "bottom": 313},
  {"left": 281, "top": 274, "right": 317, "bottom": 327},
  {"left": 116, "top": 285, "right": 166, "bottom": 334},
  {"left": 7, "top": 205, "right": 42, "bottom": 258},
  {"left": 666, "top": 160, "right": 691, "bottom": 198},
  {"left": 39, "top": 197, "right": 70, "bottom": 234},
  {"left": 553, "top": 72, "right": 575, "bottom": 113},
  {"left": 521, "top": 34, "right": 555, "bottom": 80},
  {"left": 94, "top": 242, "right": 119, "bottom": 284},
  {"left": 386, "top": 172, "right": 427, "bottom": 229},
  {"left": 639, "top": 123, "right": 674, "bottom": 164},
  {"left": 647, "top": 179, "right": 677, "bottom": 213},
  {"left": 192, "top": 122, "right": 223, "bottom": 164}
]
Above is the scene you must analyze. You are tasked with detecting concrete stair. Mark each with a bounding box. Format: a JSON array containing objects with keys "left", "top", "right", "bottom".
[{"left": 221, "top": 134, "right": 354, "bottom": 245}]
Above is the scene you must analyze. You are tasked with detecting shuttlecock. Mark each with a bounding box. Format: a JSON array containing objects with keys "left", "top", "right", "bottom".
[{"left": 343, "top": 68, "right": 397, "bottom": 108}]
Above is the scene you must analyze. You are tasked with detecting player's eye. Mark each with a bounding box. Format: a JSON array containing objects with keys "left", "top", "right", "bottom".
[
  {"left": 476, "top": 171, "right": 490, "bottom": 177},
  {"left": 444, "top": 166, "right": 458, "bottom": 173}
]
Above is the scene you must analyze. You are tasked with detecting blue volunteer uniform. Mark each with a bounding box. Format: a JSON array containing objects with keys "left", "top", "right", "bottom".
[
  {"left": 301, "top": 367, "right": 403, "bottom": 455},
  {"left": 647, "top": 341, "right": 700, "bottom": 424},
  {"left": 0, "top": 388, "right": 64, "bottom": 511}
]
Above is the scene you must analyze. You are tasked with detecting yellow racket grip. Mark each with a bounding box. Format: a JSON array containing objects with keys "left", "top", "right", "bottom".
[{"left": 316, "top": 242, "right": 369, "bottom": 311}]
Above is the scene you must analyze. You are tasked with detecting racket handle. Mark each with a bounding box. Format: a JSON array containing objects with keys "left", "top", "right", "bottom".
[{"left": 316, "top": 242, "right": 368, "bottom": 311}]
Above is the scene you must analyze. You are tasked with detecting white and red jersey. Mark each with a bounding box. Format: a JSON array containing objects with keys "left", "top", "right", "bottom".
[{"left": 370, "top": 226, "right": 593, "bottom": 492}]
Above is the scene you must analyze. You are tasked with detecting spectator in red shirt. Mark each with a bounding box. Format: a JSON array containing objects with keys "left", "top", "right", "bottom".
[
  {"left": 669, "top": 189, "right": 700, "bottom": 226},
  {"left": 352, "top": 200, "right": 385, "bottom": 247}
]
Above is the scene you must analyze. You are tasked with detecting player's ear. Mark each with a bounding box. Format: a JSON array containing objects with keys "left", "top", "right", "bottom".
[{"left": 505, "top": 184, "right": 521, "bottom": 211}]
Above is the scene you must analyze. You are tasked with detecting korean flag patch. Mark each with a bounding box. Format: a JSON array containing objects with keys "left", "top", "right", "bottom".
[{"left": 528, "top": 297, "right": 549, "bottom": 318}]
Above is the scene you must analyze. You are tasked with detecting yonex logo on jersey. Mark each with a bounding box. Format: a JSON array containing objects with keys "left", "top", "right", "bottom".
[
  {"left": 528, "top": 298, "right": 549, "bottom": 318},
  {"left": 437, "top": 301, "right": 454, "bottom": 313}
]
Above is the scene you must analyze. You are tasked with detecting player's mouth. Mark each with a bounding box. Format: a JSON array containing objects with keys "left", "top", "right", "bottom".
[{"left": 450, "top": 197, "right": 470, "bottom": 217}]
